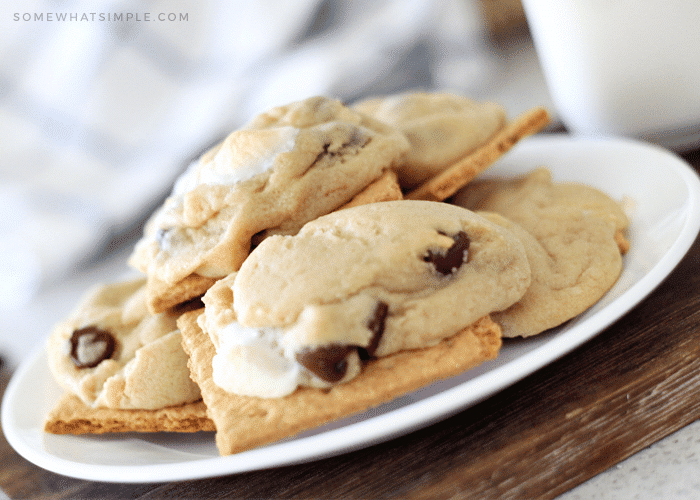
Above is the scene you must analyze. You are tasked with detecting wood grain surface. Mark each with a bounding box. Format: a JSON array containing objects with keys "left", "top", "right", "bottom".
[{"left": 2, "top": 149, "right": 699, "bottom": 500}]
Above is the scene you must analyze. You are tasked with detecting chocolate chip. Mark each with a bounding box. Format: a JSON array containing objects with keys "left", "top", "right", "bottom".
[
  {"left": 342, "top": 128, "right": 371, "bottom": 150},
  {"left": 170, "top": 296, "right": 205, "bottom": 314},
  {"left": 250, "top": 230, "right": 267, "bottom": 252},
  {"left": 69, "top": 326, "right": 116, "bottom": 369},
  {"left": 423, "top": 231, "right": 470, "bottom": 275},
  {"left": 308, "top": 142, "right": 332, "bottom": 170},
  {"left": 360, "top": 301, "right": 389, "bottom": 360},
  {"left": 296, "top": 344, "right": 356, "bottom": 383},
  {"left": 156, "top": 227, "right": 189, "bottom": 252},
  {"left": 308, "top": 128, "right": 371, "bottom": 171}
]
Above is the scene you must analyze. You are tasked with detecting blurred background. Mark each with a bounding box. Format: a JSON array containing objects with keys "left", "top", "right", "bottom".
[{"left": 0, "top": 0, "right": 555, "bottom": 366}]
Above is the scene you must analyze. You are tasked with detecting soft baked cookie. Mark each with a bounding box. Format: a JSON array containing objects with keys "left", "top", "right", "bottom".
[
  {"left": 198, "top": 200, "right": 530, "bottom": 398},
  {"left": 352, "top": 92, "right": 507, "bottom": 187},
  {"left": 405, "top": 106, "right": 550, "bottom": 202},
  {"left": 129, "top": 96, "right": 410, "bottom": 313},
  {"left": 46, "top": 278, "right": 202, "bottom": 410},
  {"left": 453, "top": 167, "right": 629, "bottom": 252},
  {"left": 453, "top": 168, "right": 629, "bottom": 337}
]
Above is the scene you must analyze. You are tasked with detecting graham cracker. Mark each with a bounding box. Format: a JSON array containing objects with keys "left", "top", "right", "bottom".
[
  {"left": 147, "top": 273, "right": 218, "bottom": 315},
  {"left": 339, "top": 169, "right": 403, "bottom": 210},
  {"left": 146, "top": 171, "right": 403, "bottom": 314},
  {"left": 178, "top": 309, "right": 501, "bottom": 456},
  {"left": 44, "top": 393, "right": 215, "bottom": 435},
  {"left": 405, "top": 106, "right": 551, "bottom": 202}
]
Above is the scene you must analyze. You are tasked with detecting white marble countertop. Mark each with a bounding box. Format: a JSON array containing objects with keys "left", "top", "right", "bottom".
[{"left": 560, "top": 420, "right": 700, "bottom": 499}]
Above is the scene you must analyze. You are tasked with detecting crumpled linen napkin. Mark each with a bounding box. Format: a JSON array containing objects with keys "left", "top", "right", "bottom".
[{"left": 0, "top": 0, "right": 495, "bottom": 310}]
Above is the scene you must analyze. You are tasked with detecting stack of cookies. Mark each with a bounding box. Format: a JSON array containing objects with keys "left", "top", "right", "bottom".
[{"left": 44, "top": 93, "right": 628, "bottom": 455}]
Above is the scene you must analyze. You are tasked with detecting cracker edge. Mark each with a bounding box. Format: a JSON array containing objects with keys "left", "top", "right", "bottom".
[
  {"left": 44, "top": 393, "right": 215, "bottom": 435},
  {"left": 147, "top": 273, "right": 218, "bottom": 315},
  {"left": 178, "top": 309, "right": 501, "bottom": 456},
  {"left": 405, "top": 106, "right": 551, "bottom": 202},
  {"left": 338, "top": 169, "right": 403, "bottom": 210}
]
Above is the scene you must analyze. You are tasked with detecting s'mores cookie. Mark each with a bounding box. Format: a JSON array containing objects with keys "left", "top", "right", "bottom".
[
  {"left": 454, "top": 168, "right": 629, "bottom": 337},
  {"left": 404, "top": 106, "right": 550, "bottom": 202},
  {"left": 352, "top": 92, "right": 507, "bottom": 187},
  {"left": 178, "top": 201, "right": 530, "bottom": 454},
  {"left": 200, "top": 200, "right": 530, "bottom": 397},
  {"left": 181, "top": 200, "right": 528, "bottom": 454},
  {"left": 45, "top": 278, "right": 213, "bottom": 434},
  {"left": 129, "top": 96, "right": 410, "bottom": 313},
  {"left": 353, "top": 91, "right": 550, "bottom": 199}
]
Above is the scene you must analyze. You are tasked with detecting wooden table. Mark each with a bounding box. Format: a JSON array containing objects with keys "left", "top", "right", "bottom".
[{"left": 2, "top": 146, "right": 700, "bottom": 500}]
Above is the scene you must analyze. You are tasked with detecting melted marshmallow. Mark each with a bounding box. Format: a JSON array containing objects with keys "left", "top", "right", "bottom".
[
  {"left": 211, "top": 321, "right": 307, "bottom": 398},
  {"left": 173, "top": 126, "right": 299, "bottom": 195}
]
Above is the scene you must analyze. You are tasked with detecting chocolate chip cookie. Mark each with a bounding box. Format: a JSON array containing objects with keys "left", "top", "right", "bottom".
[
  {"left": 129, "top": 96, "right": 410, "bottom": 313},
  {"left": 352, "top": 92, "right": 507, "bottom": 187},
  {"left": 198, "top": 200, "right": 530, "bottom": 398},
  {"left": 46, "top": 278, "right": 202, "bottom": 410},
  {"left": 454, "top": 167, "right": 629, "bottom": 337}
]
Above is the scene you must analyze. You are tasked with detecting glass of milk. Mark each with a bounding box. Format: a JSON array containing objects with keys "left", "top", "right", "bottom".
[{"left": 521, "top": 0, "right": 700, "bottom": 151}]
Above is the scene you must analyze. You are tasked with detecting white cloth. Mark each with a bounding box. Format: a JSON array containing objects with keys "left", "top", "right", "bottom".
[{"left": 0, "top": 0, "right": 501, "bottom": 310}]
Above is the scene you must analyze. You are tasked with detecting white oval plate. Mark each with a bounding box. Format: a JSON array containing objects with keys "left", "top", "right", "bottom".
[{"left": 4, "top": 136, "right": 700, "bottom": 483}]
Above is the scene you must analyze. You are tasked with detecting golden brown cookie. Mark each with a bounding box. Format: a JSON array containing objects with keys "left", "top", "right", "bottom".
[
  {"left": 178, "top": 309, "right": 501, "bottom": 456},
  {"left": 130, "top": 96, "right": 410, "bottom": 313},
  {"left": 47, "top": 278, "right": 203, "bottom": 410},
  {"left": 454, "top": 168, "right": 629, "bottom": 337},
  {"left": 352, "top": 92, "right": 507, "bottom": 187},
  {"left": 405, "top": 106, "right": 551, "bottom": 202},
  {"left": 200, "top": 200, "right": 529, "bottom": 398}
]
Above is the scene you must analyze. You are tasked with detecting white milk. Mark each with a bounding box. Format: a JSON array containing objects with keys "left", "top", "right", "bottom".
[{"left": 522, "top": 1, "right": 700, "bottom": 150}]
